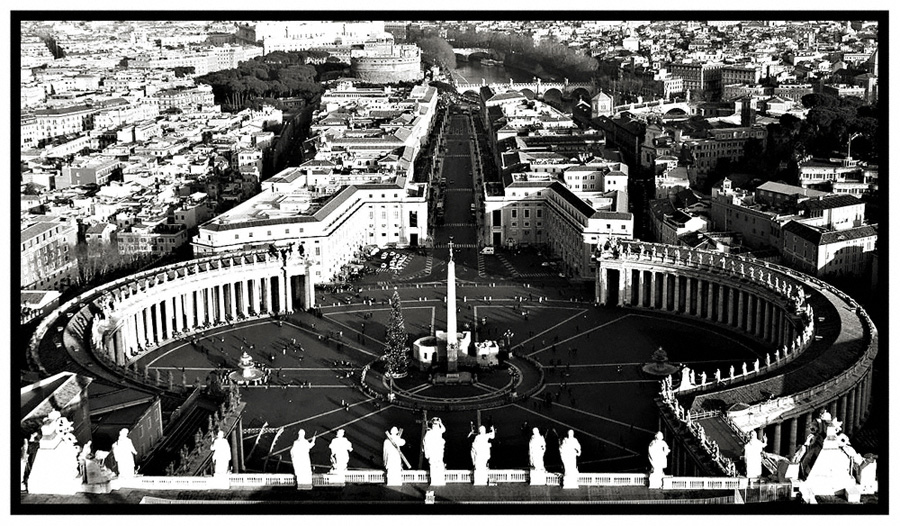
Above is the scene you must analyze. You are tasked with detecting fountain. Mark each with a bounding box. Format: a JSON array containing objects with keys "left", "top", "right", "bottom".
[
  {"left": 641, "top": 346, "right": 680, "bottom": 377},
  {"left": 228, "top": 351, "right": 267, "bottom": 384}
]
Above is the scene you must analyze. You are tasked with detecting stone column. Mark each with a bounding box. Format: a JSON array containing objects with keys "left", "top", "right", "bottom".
[
  {"left": 673, "top": 274, "right": 681, "bottom": 312},
  {"left": 186, "top": 289, "right": 196, "bottom": 329},
  {"left": 234, "top": 281, "right": 237, "bottom": 320},
  {"left": 136, "top": 307, "right": 147, "bottom": 348},
  {"left": 241, "top": 280, "right": 250, "bottom": 316},
  {"left": 687, "top": 279, "right": 694, "bottom": 316},
  {"left": 162, "top": 298, "right": 173, "bottom": 340},
  {"left": 217, "top": 284, "right": 226, "bottom": 322},
  {"left": 283, "top": 270, "right": 293, "bottom": 314},
  {"left": 717, "top": 284, "right": 726, "bottom": 323},
  {"left": 756, "top": 297, "right": 766, "bottom": 338},
  {"left": 847, "top": 385, "right": 858, "bottom": 433},
  {"left": 174, "top": 293, "right": 184, "bottom": 333},
  {"left": 269, "top": 276, "right": 285, "bottom": 313},
  {"left": 636, "top": 270, "right": 645, "bottom": 307},
  {"left": 620, "top": 267, "right": 631, "bottom": 307},
  {"left": 598, "top": 268, "right": 607, "bottom": 305},
  {"left": 736, "top": 291, "right": 744, "bottom": 331},
  {"left": 787, "top": 417, "right": 798, "bottom": 459},
  {"left": 123, "top": 315, "right": 137, "bottom": 362},
  {"left": 149, "top": 303, "right": 160, "bottom": 344},
  {"left": 251, "top": 278, "right": 261, "bottom": 315},
  {"left": 196, "top": 288, "right": 207, "bottom": 326},
  {"left": 861, "top": 371, "right": 872, "bottom": 420},
  {"left": 838, "top": 395, "right": 849, "bottom": 431},
  {"left": 650, "top": 272, "right": 658, "bottom": 308},
  {"left": 828, "top": 400, "right": 837, "bottom": 420},
  {"left": 706, "top": 281, "right": 715, "bottom": 320},
  {"left": 772, "top": 422, "right": 782, "bottom": 456}
]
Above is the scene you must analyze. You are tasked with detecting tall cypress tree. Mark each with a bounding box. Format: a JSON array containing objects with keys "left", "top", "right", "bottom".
[{"left": 384, "top": 291, "right": 409, "bottom": 378}]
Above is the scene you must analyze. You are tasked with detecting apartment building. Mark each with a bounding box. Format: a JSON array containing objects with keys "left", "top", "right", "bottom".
[{"left": 21, "top": 215, "right": 79, "bottom": 291}]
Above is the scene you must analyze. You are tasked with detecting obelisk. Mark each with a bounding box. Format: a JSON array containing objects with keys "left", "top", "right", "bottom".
[{"left": 446, "top": 240, "right": 458, "bottom": 372}]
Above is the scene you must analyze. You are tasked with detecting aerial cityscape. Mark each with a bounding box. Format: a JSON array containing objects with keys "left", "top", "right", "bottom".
[{"left": 15, "top": 15, "right": 885, "bottom": 512}]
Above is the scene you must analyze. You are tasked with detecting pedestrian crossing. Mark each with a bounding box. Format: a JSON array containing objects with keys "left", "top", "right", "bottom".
[
  {"left": 517, "top": 272, "right": 557, "bottom": 278},
  {"left": 445, "top": 188, "right": 473, "bottom": 193},
  {"left": 433, "top": 243, "right": 477, "bottom": 248},
  {"left": 442, "top": 222, "right": 477, "bottom": 227},
  {"left": 441, "top": 154, "right": 471, "bottom": 158},
  {"left": 477, "top": 253, "right": 487, "bottom": 278},
  {"left": 496, "top": 254, "right": 520, "bottom": 277}
]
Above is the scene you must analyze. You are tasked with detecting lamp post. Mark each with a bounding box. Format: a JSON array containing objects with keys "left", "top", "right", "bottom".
[{"left": 847, "top": 132, "right": 861, "bottom": 160}]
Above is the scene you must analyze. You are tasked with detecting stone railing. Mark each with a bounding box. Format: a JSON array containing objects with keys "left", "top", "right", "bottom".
[
  {"left": 116, "top": 470, "right": 729, "bottom": 491},
  {"left": 662, "top": 477, "right": 747, "bottom": 490}
]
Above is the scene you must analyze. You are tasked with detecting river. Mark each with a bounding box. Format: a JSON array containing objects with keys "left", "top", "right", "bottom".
[{"left": 449, "top": 60, "right": 535, "bottom": 86}]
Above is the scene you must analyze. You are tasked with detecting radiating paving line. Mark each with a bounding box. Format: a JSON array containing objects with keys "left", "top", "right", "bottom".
[
  {"left": 526, "top": 314, "right": 633, "bottom": 358},
  {"left": 517, "top": 404, "right": 639, "bottom": 455}
]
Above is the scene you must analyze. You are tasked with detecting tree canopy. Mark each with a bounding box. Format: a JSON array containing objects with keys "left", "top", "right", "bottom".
[{"left": 195, "top": 51, "right": 326, "bottom": 110}]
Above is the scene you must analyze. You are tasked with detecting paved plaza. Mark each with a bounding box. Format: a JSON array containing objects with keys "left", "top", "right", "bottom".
[{"left": 141, "top": 278, "right": 766, "bottom": 476}]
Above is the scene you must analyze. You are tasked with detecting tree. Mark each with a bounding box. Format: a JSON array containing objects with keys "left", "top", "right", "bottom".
[
  {"left": 416, "top": 36, "right": 456, "bottom": 70},
  {"left": 383, "top": 291, "right": 409, "bottom": 378}
]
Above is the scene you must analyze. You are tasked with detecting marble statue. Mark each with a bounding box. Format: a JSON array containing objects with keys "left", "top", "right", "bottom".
[
  {"left": 729, "top": 365, "right": 735, "bottom": 379},
  {"left": 715, "top": 369, "right": 721, "bottom": 382},
  {"left": 690, "top": 370, "right": 697, "bottom": 385},
  {"left": 766, "top": 353, "right": 772, "bottom": 366},
  {"left": 383, "top": 427, "right": 406, "bottom": 485},
  {"left": 210, "top": 430, "right": 231, "bottom": 477},
  {"left": 559, "top": 430, "right": 582, "bottom": 478},
  {"left": 529, "top": 428, "right": 546, "bottom": 472},
  {"left": 470, "top": 425, "right": 495, "bottom": 471},
  {"left": 112, "top": 428, "right": 137, "bottom": 479},
  {"left": 290, "top": 429, "right": 316, "bottom": 486},
  {"left": 328, "top": 429, "right": 353, "bottom": 473},
  {"left": 423, "top": 418, "right": 446, "bottom": 485},
  {"left": 700, "top": 371, "right": 707, "bottom": 385},
  {"left": 742, "top": 362, "right": 748, "bottom": 376},
  {"left": 648, "top": 431, "right": 670, "bottom": 488},
  {"left": 698, "top": 253, "right": 704, "bottom": 265},
  {"left": 743, "top": 432, "right": 767, "bottom": 478}
]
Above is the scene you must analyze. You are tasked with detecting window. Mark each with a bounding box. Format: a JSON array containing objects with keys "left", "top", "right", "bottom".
[{"left": 511, "top": 210, "right": 517, "bottom": 218}]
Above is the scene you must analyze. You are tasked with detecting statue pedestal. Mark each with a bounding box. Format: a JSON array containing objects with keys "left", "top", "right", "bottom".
[
  {"left": 530, "top": 469, "right": 545, "bottom": 485},
  {"left": 562, "top": 473, "right": 579, "bottom": 489},
  {"left": 295, "top": 471, "right": 313, "bottom": 488},
  {"left": 323, "top": 472, "right": 346, "bottom": 485},
  {"left": 783, "top": 462, "right": 800, "bottom": 481},
  {"left": 648, "top": 471, "right": 664, "bottom": 489},
  {"left": 209, "top": 475, "right": 230, "bottom": 490},
  {"left": 429, "top": 465, "right": 445, "bottom": 486},
  {"left": 473, "top": 468, "right": 488, "bottom": 486},
  {"left": 386, "top": 468, "right": 403, "bottom": 486},
  {"left": 27, "top": 435, "right": 81, "bottom": 495}
]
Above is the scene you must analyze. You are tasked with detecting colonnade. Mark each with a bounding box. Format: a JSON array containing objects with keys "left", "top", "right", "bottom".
[
  {"left": 760, "top": 369, "right": 873, "bottom": 457},
  {"left": 597, "top": 266, "right": 798, "bottom": 348},
  {"left": 95, "top": 251, "right": 316, "bottom": 367}
]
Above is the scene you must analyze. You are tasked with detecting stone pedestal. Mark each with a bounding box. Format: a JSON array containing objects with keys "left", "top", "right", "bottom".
[
  {"left": 386, "top": 468, "right": 403, "bottom": 486},
  {"left": 27, "top": 434, "right": 81, "bottom": 495},
  {"left": 783, "top": 462, "right": 800, "bottom": 481},
  {"left": 843, "top": 486, "right": 861, "bottom": 504},
  {"left": 295, "top": 470, "right": 313, "bottom": 488},
  {"left": 648, "top": 471, "right": 664, "bottom": 489},
  {"left": 562, "top": 473, "right": 579, "bottom": 489},
  {"left": 530, "top": 469, "right": 545, "bottom": 486},
  {"left": 429, "top": 465, "right": 445, "bottom": 486},
  {"left": 323, "top": 472, "right": 346, "bottom": 485},
  {"left": 473, "top": 468, "right": 488, "bottom": 486}
]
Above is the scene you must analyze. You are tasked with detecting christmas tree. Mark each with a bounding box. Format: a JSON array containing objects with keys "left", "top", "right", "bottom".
[{"left": 383, "top": 291, "right": 409, "bottom": 378}]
